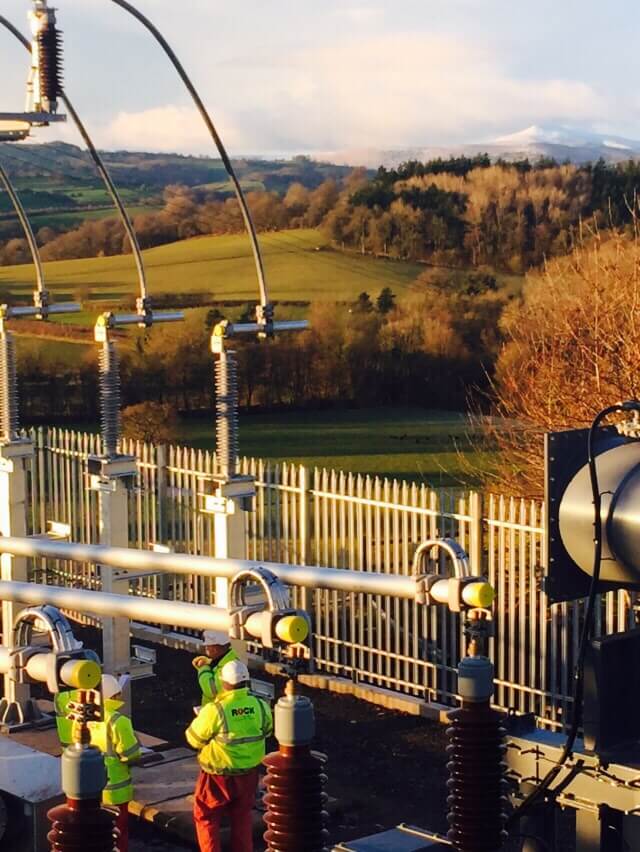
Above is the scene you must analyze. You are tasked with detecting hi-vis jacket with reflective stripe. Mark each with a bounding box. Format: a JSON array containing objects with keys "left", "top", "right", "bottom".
[
  {"left": 89, "top": 698, "right": 142, "bottom": 806},
  {"left": 198, "top": 647, "right": 239, "bottom": 705},
  {"left": 186, "top": 687, "right": 273, "bottom": 776},
  {"left": 54, "top": 690, "right": 78, "bottom": 747}
]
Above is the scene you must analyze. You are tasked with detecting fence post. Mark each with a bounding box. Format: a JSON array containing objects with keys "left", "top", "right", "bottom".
[
  {"left": 156, "top": 443, "right": 169, "bottom": 600},
  {"left": 469, "top": 490, "right": 484, "bottom": 576},
  {"left": 298, "top": 464, "right": 311, "bottom": 607},
  {"left": 298, "top": 464, "right": 315, "bottom": 670}
]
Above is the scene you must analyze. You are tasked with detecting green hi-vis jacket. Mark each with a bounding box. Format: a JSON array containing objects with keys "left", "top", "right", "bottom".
[
  {"left": 186, "top": 687, "right": 273, "bottom": 776},
  {"left": 54, "top": 690, "right": 78, "bottom": 747},
  {"left": 89, "top": 698, "right": 142, "bottom": 806},
  {"left": 198, "top": 647, "right": 239, "bottom": 706}
]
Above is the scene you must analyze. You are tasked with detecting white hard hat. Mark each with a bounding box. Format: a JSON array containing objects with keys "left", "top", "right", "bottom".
[
  {"left": 220, "top": 660, "right": 250, "bottom": 686},
  {"left": 101, "top": 674, "right": 124, "bottom": 700},
  {"left": 202, "top": 630, "right": 229, "bottom": 645}
]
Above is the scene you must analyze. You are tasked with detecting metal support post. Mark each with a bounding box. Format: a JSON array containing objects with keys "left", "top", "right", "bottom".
[
  {"left": 0, "top": 314, "right": 37, "bottom": 722},
  {"left": 205, "top": 327, "right": 256, "bottom": 662},
  {"left": 0, "top": 441, "right": 34, "bottom": 719},
  {"left": 94, "top": 467, "right": 135, "bottom": 679},
  {"left": 91, "top": 316, "right": 137, "bottom": 706}
]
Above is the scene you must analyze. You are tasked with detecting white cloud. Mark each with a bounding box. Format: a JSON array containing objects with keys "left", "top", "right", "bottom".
[
  {"left": 102, "top": 105, "right": 244, "bottom": 154},
  {"left": 263, "top": 33, "right": 606, "bottom": 150},
  {"left": 26, "top": 31, "right": 612, "bottom": 155},
  {"left": 334, "top": 7, "right": 385, "bottom": 24}
]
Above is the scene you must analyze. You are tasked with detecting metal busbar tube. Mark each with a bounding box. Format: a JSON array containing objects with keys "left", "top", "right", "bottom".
[{"left": 0, "top": 535, "right": 493, "bottom": 604}]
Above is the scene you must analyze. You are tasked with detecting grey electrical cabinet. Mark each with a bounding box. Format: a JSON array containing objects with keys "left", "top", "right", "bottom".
[{"left": 0, "top": 736, "right": 63, "bottom": 851}]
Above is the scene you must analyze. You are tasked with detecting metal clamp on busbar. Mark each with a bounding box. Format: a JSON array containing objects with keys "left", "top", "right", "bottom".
[
  {"left": 413, "top": 537, "right": 471, "bottom": 579},
  {"left": 227, "top": 567, "right": 311, "bottom": 649},
  {"left": 413, "top": 539, "right": 495, "bottom": 611},
  {"left": 6, "top": 606, "right": 101, "bottom": 693}
]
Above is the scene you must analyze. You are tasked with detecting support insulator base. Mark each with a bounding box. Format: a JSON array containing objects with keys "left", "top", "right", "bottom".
[
  {"left": 48, "top": 799, "right": 117, "bottom": 852},
  {"left": 446, "top": 702, "right": 507, "bottom": 852},
  {"left": 263, "top": 746, "right": 329, "bottom": 852}
]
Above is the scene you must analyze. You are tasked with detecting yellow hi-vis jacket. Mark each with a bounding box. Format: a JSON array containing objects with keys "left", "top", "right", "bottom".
[
  {"left": 54, "top": 690, "right": 78, "bottom": 747},
  {"left": 89, "top": 698, "right": 142, "bottom": 805},
  {"left": 198, "top": 647, "right": 239, "bottom": 706},
  {"left": 186, "top": 687, "right": 273, "bottom": 776}
]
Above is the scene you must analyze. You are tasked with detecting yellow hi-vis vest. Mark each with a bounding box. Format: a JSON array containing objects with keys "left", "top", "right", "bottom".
[
  {"left": 198, "top": 647, "right": 239, "bottom": 706},
  {"left": 54, "top": 690, "right": 78, "bottom": 747},
  {"left": 89, "top": 698, "right": 142, "bottom": 806},
  {"left": 186, "top": 687, "right": 273, "bottom": 776}
]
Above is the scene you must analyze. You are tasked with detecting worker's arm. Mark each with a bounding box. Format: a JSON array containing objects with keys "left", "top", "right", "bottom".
[
  {"left": 261, "top": 700, "right": 274, "bottom": 737},
  {"left": 197, "top": 665, "right": 217, "bottom": 702},
  {"left": 186, "top": 703, "right": 221, "bottom": 752},
  {"left": 112, "top": 716, "right": 142, "bottom": 764}
]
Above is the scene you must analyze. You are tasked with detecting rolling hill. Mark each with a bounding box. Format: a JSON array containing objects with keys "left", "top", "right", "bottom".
[{"left": 0, "top": 228, "right": 424, "bottom": 308}]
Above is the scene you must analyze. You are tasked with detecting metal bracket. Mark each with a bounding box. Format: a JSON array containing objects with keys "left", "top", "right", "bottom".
[{"left": 412, "top": 538, "right": 471, "bottom": 579}]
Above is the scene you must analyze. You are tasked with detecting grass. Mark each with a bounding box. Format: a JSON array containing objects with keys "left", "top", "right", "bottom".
[
  {"left": 0, "top": 229, "right": 425, "bottom": 307},
  {"left": 175, "top": 407, "right": 496, "bottom": 486},
  {"left": 59, "top": 408, "right": 495, "bottom": 485},
  {"left": 16, "top": 336, "right": 94, "bottom": 364}
]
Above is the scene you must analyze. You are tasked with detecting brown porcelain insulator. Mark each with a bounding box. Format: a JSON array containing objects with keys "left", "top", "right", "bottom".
[
  {"left": 47, "top": 798, "right": 117, "bottom": 852},
  {"left": 446, "top": 701, "right": 508, "bottom": 852},
  {"left": 263, "top": 744, "right": 329, "bottom": 852}
]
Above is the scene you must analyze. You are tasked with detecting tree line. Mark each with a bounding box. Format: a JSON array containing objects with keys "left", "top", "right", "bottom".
[
  {"left": 3, "top": 156, "right": 640, "bottom": 274},
  {"left": 16, "top": 271, "right": 507, "bottom": 424}
]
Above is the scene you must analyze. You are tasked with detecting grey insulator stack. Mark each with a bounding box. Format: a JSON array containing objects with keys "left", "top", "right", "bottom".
[
  {"left": 215, "top": 349, "right": 239, "bottom": 478},
  {"left": 0, "top": 331, "right": 19, "bottom": 443},
  {"left": 98, "top": 340, "right": 121, "bottom": 459}
]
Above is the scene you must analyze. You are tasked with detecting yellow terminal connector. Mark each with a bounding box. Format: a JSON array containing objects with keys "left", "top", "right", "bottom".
[
  {"left": 462, "top": 582, "right": 496, "bottom": 609},
  {"left": 275, "top": 614, "right": 309, "bottom": 645},
  {"left": 60, "top": 658, "right": 102, "bottom": 691}
]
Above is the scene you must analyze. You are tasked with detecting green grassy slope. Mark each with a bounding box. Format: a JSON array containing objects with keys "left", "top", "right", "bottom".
[
  {"left": 177, "top": 407, "right": 495, "bottom": 485},
  {"left": 0, "top": 229, "right": 424, "bottom": 304}
]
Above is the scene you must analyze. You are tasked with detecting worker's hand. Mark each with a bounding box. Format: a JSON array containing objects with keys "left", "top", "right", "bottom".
[{"left": 192, "top": 656, "right": 210, "bottom": 670}]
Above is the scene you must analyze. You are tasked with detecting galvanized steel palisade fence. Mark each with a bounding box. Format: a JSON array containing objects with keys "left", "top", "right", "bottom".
[{"left": 22, "top": 426, "right": 634, "bottom": 730}]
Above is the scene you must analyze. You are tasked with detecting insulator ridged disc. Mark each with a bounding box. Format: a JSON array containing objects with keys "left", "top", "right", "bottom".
[
  {"left": 37, "top": 22, "right": 64, "bottom": 104},
  {"left": 0, "top": 333, "right": 20, "bottom": 442},
  {"left": 263, "top": 749, "right": 329, "bottom": 852},
  {"left": 215, "top": 352, "right": 239, "bottom": 477},
  {"left": 445, "top": 703, "right": 508, "bottom": 852},
  {"left": 47, "top": 802, "right": 117, "bottom": 852},
  {"left": 99, "top": 341, "right": 121, "bottom": 459}
]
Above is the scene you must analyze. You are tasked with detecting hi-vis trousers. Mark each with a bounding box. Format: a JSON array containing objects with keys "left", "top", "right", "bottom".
[{"left": 193, "top": 768, "right": 259, "bottom": 852}]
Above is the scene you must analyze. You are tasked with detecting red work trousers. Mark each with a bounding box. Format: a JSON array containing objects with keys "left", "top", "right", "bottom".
[
  {"left": 193, "top": 768, "right": 259, "bottom": 852},
  {"left": 113, "top": 803, "right": 129, "bottom": 852}
]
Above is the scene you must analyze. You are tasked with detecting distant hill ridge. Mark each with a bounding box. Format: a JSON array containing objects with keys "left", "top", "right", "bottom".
[
  {"left": 312, "top": 124, "right": 640, "bottom": 169},
  {"left": 0, "top": 142, "right": 353, "bottom": 190}
]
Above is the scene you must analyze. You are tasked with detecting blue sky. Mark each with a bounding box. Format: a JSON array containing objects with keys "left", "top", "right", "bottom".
[{"left": 0, "top": 0, "right": 638, "bottom": 154}]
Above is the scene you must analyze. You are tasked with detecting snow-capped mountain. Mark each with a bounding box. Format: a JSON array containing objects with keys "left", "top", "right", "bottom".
[{"left": 313, "top": 125, "right": 640, "bottom": 169}]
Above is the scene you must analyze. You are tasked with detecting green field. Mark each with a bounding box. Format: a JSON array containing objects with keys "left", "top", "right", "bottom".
[
  {"left": 175, "top": 407, "right": 495, "bottom": 485},
  {"left": 59, "top": 408, "right": 494, "bottom": 484},
  {"left": 0, "top": 229, "right": 424, "bottom": 306}
]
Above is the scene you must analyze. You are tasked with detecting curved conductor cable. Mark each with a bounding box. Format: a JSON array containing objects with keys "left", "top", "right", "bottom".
[
  {"left": 0, "top": 13, "right": 149, "bottom": 308},
  {"left": 109, "top": 0, "right": 271, "bottom": 324},
  {"left": 0, "top": 162, "right": 45, "bottom": 295}
]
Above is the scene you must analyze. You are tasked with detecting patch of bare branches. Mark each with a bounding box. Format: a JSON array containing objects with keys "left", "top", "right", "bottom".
[{"left": 483, "top": 214, "right": 640, "bottom": 497}]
